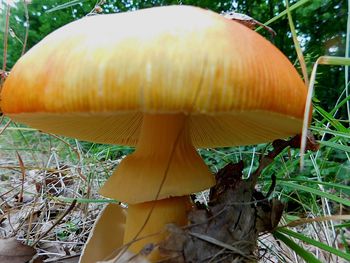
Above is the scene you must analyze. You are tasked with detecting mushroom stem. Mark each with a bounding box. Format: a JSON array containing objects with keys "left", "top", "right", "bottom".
[
  {"left": 124, "top": 196, "right": 190, "bottom": 259},
  {"left": 99, "top": 113, "right": 214, "bottom": 204}
]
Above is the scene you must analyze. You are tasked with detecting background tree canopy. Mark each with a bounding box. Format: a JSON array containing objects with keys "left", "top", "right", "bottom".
[{"left": 0, "top": 1, "right": 349, "bottom": 262}]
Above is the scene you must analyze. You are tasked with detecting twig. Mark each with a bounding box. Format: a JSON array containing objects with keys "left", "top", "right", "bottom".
[
  {"left": 251, "top": 132, "right": 319, "bottom": 185},
  {"left": 47, "top": 133, "right": 87, "bottom": 182},
  {"left": 21, "top": 0, "right": 30, "bottom": 56},
  {"left": 25, "top": 196, "right": 39, "bottom": 245},
  {"left": 16, "top": 151, "right": 26, "bottom": 203},
  {"left": 188, "top": 232, "right": 254, "bottom": 259},
  {"left": 10, "top": 122, "right": 40, "bottom": 166},
  {"left": 0, "top": 119, "right": 12, "bottom": 135},
  {"left": 2, "top": 3, "right": 11, "bottom": 71},
  {"left": 0, "top": 183, "right": 23, "bottom": 199},
  {"left": 32, "top": 199, "right": 77, "bottom": 246},
  {"left": 266, "top": 174, "right": 276, "bottom": 198}
]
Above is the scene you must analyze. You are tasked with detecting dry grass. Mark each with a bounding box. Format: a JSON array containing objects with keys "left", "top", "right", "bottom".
[
  {"left": 1, "top": 127, "right": 348, "bottom": 262},
  {"left": 0, "top": 125, "right": 121, "bottom": 262}
]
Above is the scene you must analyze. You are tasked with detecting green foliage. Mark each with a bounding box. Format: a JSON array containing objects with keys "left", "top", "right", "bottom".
[
  {"left": 277, "top": 228, "right": 350, "bottom": 262},
  {"left": 78, "top": 141, "right": 134, "bottom": 161},
  {"left": 273, "top": 230, "right": 323, "bottom": 263},
  {"left": 1, "top": 0, "right": 349, "bottom": 261}
]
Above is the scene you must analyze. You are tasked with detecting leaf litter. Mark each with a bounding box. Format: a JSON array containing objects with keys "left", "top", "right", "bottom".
[
  {"left": 0, "top": 133, "right": 121, "bottom": 262},
  {"left": 1, "top": 128, "right": 348, "bottom": 263},
  {"left": 0, "top": 237, "right": 37, "bottom": 263}
]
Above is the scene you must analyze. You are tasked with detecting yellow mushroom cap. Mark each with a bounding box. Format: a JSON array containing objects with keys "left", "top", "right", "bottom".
[{"left": 1, "top": 5, "right": 307, "bottom": 147}]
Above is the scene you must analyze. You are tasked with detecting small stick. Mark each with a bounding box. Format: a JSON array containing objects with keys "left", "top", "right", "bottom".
[
  {"left": 0, "top": 119, "right": 12, "bottom": 135},
  {"left": 32, "top": 199, "right": 77, "bottom": 246},
  {"left": 21, "top": 0, "right": 30, "bottom": 56},
  {"left": 16, "top": 151, "right": 26, "bottom": 203},
  {"left": 2, "top": 3, "right": 11, "bottom": 71},
  {"left": 250, "top": 132, "right": 319, "bottom": 185},
  {"left": 47, "top": 133, "right": 87, "bottom": 182}
]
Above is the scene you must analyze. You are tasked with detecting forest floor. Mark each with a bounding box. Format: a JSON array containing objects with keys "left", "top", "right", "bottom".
[{"left": 0, "top": 128, "right": 348, "bottom": 263}]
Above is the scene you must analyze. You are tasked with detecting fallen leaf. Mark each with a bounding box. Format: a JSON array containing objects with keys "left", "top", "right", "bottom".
[
  {"left": 222, "top": 11, "right": 276, "bottom": 37},
  {"left": 0, "top": 237, "right": 36, "bottom": 263}
]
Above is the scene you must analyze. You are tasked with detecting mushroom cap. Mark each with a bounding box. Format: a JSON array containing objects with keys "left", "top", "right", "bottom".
[{"left": 1, "top": 5, "right": 307, "bottom": 147}]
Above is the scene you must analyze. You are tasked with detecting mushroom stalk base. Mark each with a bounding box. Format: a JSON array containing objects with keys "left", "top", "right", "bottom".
[
  {"left": 124, "top": 196, "right": 190, "bottom": 260},
  {"left": 100, "top": 113, "right": 214, "bottom": 204}
]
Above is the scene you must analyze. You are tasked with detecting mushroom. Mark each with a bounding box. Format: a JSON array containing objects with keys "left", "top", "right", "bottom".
[{"left": 0, "top": 5, "right": 308, "bottom": 262}]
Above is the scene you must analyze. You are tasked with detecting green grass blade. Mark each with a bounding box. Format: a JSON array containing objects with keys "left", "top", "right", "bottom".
[
  {"left": 346, "top": 0, "right": 350, "bottom": 122},
  {"left": 3, "top": 127, "right": 38, "bottom": 131},
  {"left": 285, "top": 0, "right": 308, "bottom": 84},
  {"left": 273, "top": 231, "right": 322, "bottom": 263},
  {"left": 278, "top": 228, "right": 350, "bottom": 261},
  {"left": 326, "top": 95, "right": 350, "bottom": 117},
  {"left": 314, "top": 105, "right": 348, "bottom": 132},
  {"left": 46, "top": 0, "right": 88, "bottom": 13},
  {"left": 279, "top": 182, "right": 350, "bottom": 207},
  {"left": 301, "top": 56, "right": 350, "bottom": 165},
  {"left": 311, "top": 126, "right": 350, "bottom": 139},
  {"left": 258, "top": 0, "right": 312, "bottom": 29},
  {"left": 273, "top": 178, "right": 350, "bottom": 192},
  {"left": 51, "top": 196, "right": 119, "bottom": 204},
  {"left": 318, "top": 56, "right": 350, "bottom": 66},
  {"left": 319, "top": 140, "right": 350, "bottom": 153},
  {"left": 335, "top": 223, "right": 350, "bottom": 229}
]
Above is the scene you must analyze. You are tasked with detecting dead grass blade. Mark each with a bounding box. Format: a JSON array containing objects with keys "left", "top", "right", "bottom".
[
  {"left": 280, "top": 215, "right": 350, "bottom": 228},
  {"left": 32, "top": 199, "right": 77, "bottom": 246},
  {"left": 15, "top": 152, "right": 26, "bottom": 203}
]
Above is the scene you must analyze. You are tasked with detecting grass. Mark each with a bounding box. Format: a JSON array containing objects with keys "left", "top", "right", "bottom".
[
  {"left": 0, "top": 120, "right": 117, "bottom": 261},
  {"left": 0, "top": 0, "right": 349, "bottom": 262}
]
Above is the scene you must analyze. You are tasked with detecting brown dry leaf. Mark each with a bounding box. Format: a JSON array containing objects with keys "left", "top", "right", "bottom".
[
  {"left": 3, "top": 205, "right": 37, "bottom": 235},
  {"left": 222, "top": 11, "right": 276, "bottom": 37},
  {"left": 0, "top": 237, "right": 36, "bottom": 263}
]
